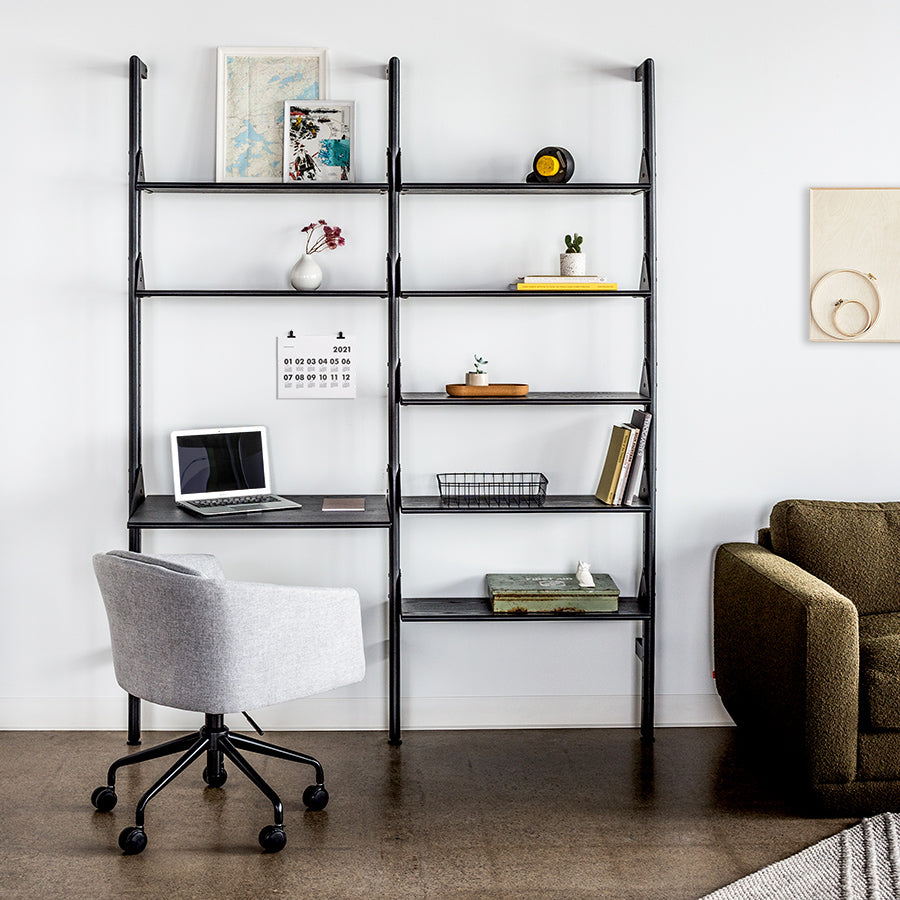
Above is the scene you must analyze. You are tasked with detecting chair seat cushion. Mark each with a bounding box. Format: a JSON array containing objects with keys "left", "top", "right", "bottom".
[
  {"left": 861, "top": 632, "right": 900, "bottom": 729},
  {"left": 770, "top": 500, "right": 900, "bottom": 616}
]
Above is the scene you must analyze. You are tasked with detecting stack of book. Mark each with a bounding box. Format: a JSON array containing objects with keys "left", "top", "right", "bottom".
[
  {"left": 512, "top": 275, "right": 618, "bottom": 291},
  {"left": 486, "top": 572, "right": 620, "bottom": 614},
  {"left": 594, "top": 410, "right": 652, "bottom": 506}
]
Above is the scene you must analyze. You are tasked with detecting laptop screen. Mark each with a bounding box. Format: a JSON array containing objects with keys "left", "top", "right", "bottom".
[{"left": 171, "top": 427, "right": 270, "bottom": 500}]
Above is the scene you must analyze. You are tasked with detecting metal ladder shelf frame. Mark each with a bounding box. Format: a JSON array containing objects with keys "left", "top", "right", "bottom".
[
  {"left": 385, "top": 58, "right": 657, "bottom": 744},
  {"left": 126, "top": 55, "right": 655, "bottom": 747}
]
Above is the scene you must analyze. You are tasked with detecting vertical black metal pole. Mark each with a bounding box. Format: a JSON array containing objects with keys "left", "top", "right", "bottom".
[
  {"left": 636, "top": 58, "right": 657, "bottom": 742},
  {"left": 386, "top": 57, "right": 402, "bottom": 745},
  {"left": 127, "top": 56, "right": 147, "bottom": 746}
]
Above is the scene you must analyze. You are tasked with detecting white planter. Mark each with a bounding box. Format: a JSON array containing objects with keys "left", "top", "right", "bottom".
[
  {"left": 560, "top": 253, "right": 586, "bottom": 277},
  {"left": 465, "top": 372, "right": 489, "bottom": 386},
  {"left": 290, "top": 252, "right": 323, "bottom": 291}
]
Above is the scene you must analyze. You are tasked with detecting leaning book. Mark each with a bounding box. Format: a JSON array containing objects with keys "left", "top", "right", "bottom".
[{"left": 486, "top": 573, "right": 620, "bottom": 614}]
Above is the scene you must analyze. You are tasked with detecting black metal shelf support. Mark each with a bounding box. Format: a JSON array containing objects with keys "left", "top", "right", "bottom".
[
  {"left": 636, "top": 57, "right": 657, "bottom": 743},
  {"left": 386, "top": 57, "right": 402, "bottom": 745},
  {"left": 127, "top": 55, "right": 148, "bottom": 746}
]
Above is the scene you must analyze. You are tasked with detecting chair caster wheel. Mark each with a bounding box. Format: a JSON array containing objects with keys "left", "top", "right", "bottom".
[
  {"left": 91, "top": 786, "right": 117, "bottom": 812},
  {"left": 202, "top": 766, "right": 227, "bottom": 788},
  {"left": 302, "top": 784, "right": 329, "bottom": 811},
  {"left": 118, "top": 826, "right": 147, "bottom": 855},
  {"left": 258, "top": 824, "right": 286, "bottom": 853}
]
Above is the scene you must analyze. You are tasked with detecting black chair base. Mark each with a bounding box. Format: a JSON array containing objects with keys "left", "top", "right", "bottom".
[{"left": 90, "top": 713, "right": 329, "bottom": 854}]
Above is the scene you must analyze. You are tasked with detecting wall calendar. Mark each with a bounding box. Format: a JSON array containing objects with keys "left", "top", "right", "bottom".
[{"left": 277, "top": 331, "right": 356, "bottom": 398}]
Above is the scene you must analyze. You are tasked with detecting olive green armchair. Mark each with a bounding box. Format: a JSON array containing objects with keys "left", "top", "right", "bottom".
[{"left": 714, "top": 499, "right": 900, "bottom": 813}]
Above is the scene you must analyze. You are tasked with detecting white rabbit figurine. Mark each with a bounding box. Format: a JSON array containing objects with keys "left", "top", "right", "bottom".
[{"left": 575, "top": 561, "right": 593, "bottom": 588}]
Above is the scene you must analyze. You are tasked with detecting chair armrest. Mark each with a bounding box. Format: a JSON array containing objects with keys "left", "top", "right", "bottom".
[
  {"left": 714, "top": 542, "right": 859, "bottom": 785},
  {"left": 215, "top": 581, "right": 366, "bottom": 713}
]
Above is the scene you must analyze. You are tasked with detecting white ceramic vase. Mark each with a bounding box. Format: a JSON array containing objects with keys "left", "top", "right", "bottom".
[
  {"left": 465, "top": 372, "right": 489, "bottom": 386},
  {"left": 290, "top": 252, "right": 323, "bottom": 291},
  {"left": 560, "top": 252, "right": 586, "bottom": 277}
]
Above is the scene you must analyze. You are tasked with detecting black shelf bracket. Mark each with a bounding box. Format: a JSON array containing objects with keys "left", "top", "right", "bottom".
[
  {"left": 640, "top": 255, "right": 651, "bottom": 292},
  {"left": 639, "top": 359, "right": 651, "bottom": 398},
  {"left": 639, "top": 149, "right": 650, "bottom": 185},
  {"left": 129, "top": 467, "right": 145, "bottom": 517}
]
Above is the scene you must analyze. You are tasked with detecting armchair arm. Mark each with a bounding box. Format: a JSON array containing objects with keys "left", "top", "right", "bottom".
[{"left": 714, "top": 542, "right": 859, "bottom": 786}]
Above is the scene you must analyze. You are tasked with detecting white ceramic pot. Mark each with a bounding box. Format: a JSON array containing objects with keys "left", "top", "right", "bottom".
[
  {"left": 465, "top": 372, "right": 489, "bottom": 386},
  {"left": 560, "top": 252, "right": 586, "bottom": 277},
  {"left": 290, "top": 252, "right": 323, "bottom": 291}
]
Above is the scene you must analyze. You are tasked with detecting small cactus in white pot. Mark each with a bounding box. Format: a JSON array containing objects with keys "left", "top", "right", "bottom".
[
  {"left": 560, "top": 232, "right": 586, "bottom": 277},
  {"left": 465, "top": 355, "right": 489, "bottom": 386}
]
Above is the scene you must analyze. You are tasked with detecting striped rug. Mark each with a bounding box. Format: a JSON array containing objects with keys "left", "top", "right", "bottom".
[{"left": 701, "top": 813, "right": 900, "bottom": 899}]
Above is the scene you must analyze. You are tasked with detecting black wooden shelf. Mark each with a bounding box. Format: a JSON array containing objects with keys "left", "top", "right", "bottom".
[
  {"left": 138, "top": 181, "right": 388, "bottom": 194},
  {"left": 401, "top": 495, "right": 651, "bottom": 514},
  {"left": 401, "top": 596, "right": 649, "bottom": 621},
  {"left": 401, "top": 289, "right": 650, "bottom": 299},
  {"left": 401, "top": 183, "right": 649, "bottom": 196},
  {"left": 136, "top": 289, "right": 388, "bottom": 298},
  {"left": 128, "top": 495, "right": 390, "bottom": 529},
  {"left": 400, "top": 391, "right": 650, "bottom": 406}
]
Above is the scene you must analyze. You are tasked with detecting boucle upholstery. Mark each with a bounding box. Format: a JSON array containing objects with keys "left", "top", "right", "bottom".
[
  {"left": 770, "top": 499, "right": 900, "bottom": 616},
  {"left": 714, "top": 500, "right": 900, "bottom": 813},
  {"left": 93, "top": 550, "right": 365, "bottom": 714}
]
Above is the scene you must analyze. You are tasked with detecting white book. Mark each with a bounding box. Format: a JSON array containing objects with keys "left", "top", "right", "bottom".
[
  {"left": 612, "top": 425, "right": 640, "bottom": 506},
  {"left": 622, "top": 410, "right": 652, "bottom": 506}
]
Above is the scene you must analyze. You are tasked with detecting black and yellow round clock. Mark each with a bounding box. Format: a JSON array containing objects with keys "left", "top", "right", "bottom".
[{"left": 526, "top": 147, "right": 575, "bottom": 184}]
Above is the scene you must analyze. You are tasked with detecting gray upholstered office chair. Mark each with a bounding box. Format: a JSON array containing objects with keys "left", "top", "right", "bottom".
[{"left": 90, "top": 550, "right": 365, "bottom": 854}]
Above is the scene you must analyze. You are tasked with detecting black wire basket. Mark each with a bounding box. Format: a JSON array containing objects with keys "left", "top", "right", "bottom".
[{"left": 436, "top": 472, "right": 548, "bottom": 508}]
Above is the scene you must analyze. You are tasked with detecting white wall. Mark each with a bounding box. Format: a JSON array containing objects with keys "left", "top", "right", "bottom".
[{"left": 3, "top": 0, "right": 897, "bottom": 731}]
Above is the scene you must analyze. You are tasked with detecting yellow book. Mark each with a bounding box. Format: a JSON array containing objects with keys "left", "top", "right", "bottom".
[
  {"left": 515, "top": 282, "right": 618, "bottom": 291},
  {"left": 595, "top": 425, "right": 634, "bottom": 505}
]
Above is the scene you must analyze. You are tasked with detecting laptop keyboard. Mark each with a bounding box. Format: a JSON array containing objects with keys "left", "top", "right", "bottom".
[{"left": 192, "top": 495, "right": 280, "bottom": 508}]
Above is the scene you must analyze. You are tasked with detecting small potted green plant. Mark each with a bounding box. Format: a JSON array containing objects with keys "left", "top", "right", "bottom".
[
  {"left": 465, "top": 355, "right": 489, "bottom": 386},
  {"left": 560, "top": 232, "right": 586, "bottom": 277}
]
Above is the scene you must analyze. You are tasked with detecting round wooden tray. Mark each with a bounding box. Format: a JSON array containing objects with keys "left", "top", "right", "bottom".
[{"left": 445, "top": 383, "right": 529, "bottom": 397}]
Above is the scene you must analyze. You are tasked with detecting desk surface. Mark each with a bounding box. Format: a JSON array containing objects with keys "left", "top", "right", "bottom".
[{"left": 128, "top": 495, "right": 391, "bottom": 529}]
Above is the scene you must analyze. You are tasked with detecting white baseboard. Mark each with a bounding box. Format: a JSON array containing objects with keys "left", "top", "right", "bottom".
[{"left": 0, "top": 693, "right": 733, "bottom": 731}]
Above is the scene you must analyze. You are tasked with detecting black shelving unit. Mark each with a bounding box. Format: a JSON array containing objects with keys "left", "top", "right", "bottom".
[
  {"left": 125, "top": 56, "right": 393, "bottom": 745},
  {"left": 386, "top": 57, "right": 657, "bottom": 745},
  {"left": 125, "top": 54, "right": 656, "bottom": 748}
]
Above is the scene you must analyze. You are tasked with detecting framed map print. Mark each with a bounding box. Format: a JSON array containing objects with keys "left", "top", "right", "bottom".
[
  {"left": 283, "top": 101, "right": 354, "bottom": 183},
  {"left": 216, "top": 47, "right": 328, "bottom": 182}
]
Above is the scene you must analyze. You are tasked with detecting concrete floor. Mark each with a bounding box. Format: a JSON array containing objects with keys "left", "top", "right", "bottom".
[{"left": 0, "top": 727, "right": 855, "bottom": 899}]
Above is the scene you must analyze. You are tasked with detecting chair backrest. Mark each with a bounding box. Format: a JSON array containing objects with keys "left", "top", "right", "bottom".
[
  {"left": 770, "top": 500, "right": 900, "bottom": 616},
  {"left": 93, "top": 550, "right": 365, "bottom": 714}
]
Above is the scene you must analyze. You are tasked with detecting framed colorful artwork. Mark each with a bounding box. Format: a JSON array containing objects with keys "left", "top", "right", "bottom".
[
  {"left": 283, "top": 101, "right": 354, "bottom": 183},
  {"left": 215, "top": 47, "right": 328, "bottom": 182}
]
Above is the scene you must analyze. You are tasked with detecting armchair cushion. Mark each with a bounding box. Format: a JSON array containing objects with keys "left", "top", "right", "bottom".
[
  {"left": 861, "top": 634, "right": 900, "bottom": 729},
  {"left": 769, "top": 499, "right": 900, "bottom": 616}
]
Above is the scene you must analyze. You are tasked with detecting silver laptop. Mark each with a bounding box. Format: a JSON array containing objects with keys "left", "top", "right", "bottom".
[{"left": 171, "top": 426, "right": 301, "bottom": 516}]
